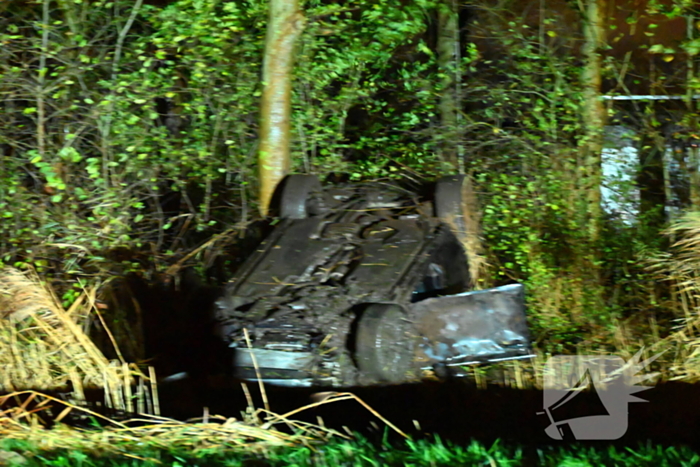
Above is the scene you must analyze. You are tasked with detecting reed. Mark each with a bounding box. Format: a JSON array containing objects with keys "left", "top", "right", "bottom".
[{"left": 0, "top": 267, "right": 153, "bottom": 413}]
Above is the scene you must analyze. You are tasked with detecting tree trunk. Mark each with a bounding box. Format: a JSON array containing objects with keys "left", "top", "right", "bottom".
[
  {"left": 580, "top": 0, "right": 607, "bottom": 242},
  {"left": 437, "top": 0, "right": 461, "bottom": 172},
  {"left": 258, "top": 0, "right": 305, "bottom": 216},
  {"left": 571, "top": 0, "right": 608, "bottom": 322}
]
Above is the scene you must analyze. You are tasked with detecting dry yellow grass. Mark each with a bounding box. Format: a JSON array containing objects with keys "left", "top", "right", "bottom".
[
  {"left": 645, "top": 212, "right": 700, "bottom": 381},
  {"left": 0, "top": 387, "right": 410, "bottom": 459},
  {"left": 0, "top": 390, "right": 338, "bottom": 459},
  {"left": 0, "top": 267, "right": 152, "bottom": 413},
  {"left": 0, "top": 269, "right": 406, "bottom": 458}
]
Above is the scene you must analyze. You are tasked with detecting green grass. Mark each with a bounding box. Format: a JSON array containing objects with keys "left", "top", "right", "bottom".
[{"left": 2, "top": 436, "right": 700, "bottom": 467}]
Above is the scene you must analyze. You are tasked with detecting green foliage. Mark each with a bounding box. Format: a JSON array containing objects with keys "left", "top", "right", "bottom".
[
  {"left": 455, "top": 8, "right": 609, "bottom": 347},
  {"left": 0, "top": 0, "right": 679, "bottom": 353},
  {"left": 0, "top": 0, "right": 267, "bottom": 279},
  {"left": 0, "top": 0, "right": 445, "bottom": 281},
  {"left": 294, "top": 0, "right": 442, "bottom": 177}
]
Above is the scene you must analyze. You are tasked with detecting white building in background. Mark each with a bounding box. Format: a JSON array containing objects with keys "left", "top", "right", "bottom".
[
  {"left": 601, "top": 126, "right": 640, "bottom": 224},
  {"left": 600, "top": 124, "right": 691, "bottom": 224},
  {"left": 599, "top": 94, "right": 700, "bottom": 223}
]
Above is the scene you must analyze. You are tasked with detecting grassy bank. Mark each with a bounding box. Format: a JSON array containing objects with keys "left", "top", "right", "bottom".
[{"left": 2, "top": 436, "right": 699, "bottom": 467}]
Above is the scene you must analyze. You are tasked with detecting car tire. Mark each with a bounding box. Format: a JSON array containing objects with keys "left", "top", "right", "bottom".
[
  {"left": 280, "top": 174, "right": 327, "bottom": 219},
  {"left": 435, "top": 175, "right": 468, "bottom": 240},
  {"left": 354, "top": 303, "right": 417, "bottom": 384}
]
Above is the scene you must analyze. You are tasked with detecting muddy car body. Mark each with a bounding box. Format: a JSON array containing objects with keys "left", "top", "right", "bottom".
[{"left": 215, "top": 175, "right": 532, "bottom": 387}]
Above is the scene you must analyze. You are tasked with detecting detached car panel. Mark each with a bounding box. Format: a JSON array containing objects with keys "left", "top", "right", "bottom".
[{"left": 215, "top": 175, "right": 534, "bottom": 387}]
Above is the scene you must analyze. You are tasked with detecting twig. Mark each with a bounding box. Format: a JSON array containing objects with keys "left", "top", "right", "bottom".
[
  {"left": 2, "top": 390, "right": 129, "bottom": 428},
  {"left": 111, "top": 0, "right": 143, "bottom": 81},
  {"left": 262, "top": 392, "right": 409, "bottom": 439},
  {"left": 164, "top": 228, "right": 238, "bottom": 276},
  {"left": 243, "top": 328, "right": 270, "bottom": 417},
  {"left": 82, "top": 287, "right": 126, "bottom": 366},
  {"left": 101, "top": 0, "right": 144, "bottom": 183}
]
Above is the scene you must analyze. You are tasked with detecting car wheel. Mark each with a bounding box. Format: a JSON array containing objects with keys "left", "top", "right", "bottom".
[
  {"left": 354, "top": 303, "right": 417, "bottom": 384},
  {"left": 280, "top": 174, "right": 327, "bottom": 219},
  {"left": 435, "top": 175, "right": 468, "bottom": 240}
]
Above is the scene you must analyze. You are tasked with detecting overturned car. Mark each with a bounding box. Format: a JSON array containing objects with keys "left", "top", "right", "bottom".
[{"left": 214, "top": 175, "right": 532, "bottom": 387}]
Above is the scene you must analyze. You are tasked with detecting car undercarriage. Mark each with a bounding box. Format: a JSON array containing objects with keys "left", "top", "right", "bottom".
[{"left": 214, "top": 175, "right": 533, "bottom": 387}]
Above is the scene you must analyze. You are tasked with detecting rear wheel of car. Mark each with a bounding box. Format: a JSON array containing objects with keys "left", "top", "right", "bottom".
[
  {"left": 354, "top": 303, "right": 417, "bottom": 384},
  {"left": 435, "top": 175, "right": 470, "bottom": 242},
  {"left": 280, "top": 174, "right": 327, "bottom": 219},
  {"left": 434, "top": 174, "right": 481, "bottom": 286}
]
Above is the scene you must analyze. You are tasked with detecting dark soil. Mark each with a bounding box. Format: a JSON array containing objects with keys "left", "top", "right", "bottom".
[
  {"left": 110, "top": 271, "right": 700, "bottom": 452},
  {"left": 155, "top": 375, "right": 700, "bottom": 451}
]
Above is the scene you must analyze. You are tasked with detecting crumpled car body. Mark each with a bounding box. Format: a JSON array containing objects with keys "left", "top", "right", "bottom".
[{"left": 214, "top": 175, "right": 533, "bottom": 387}]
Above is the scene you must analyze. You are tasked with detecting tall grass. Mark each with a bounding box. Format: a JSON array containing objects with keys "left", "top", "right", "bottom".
[
  {"left": 647, "top": 212, "right": 700, "bottom": 382},
  {"left": 0, "top": 267, "right": 153, "bottom": 412}
]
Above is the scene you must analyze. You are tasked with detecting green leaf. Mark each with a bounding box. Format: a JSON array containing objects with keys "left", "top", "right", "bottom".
[
  {"left": 59, "top": 147, "right": 82, "bottom": 163},
  {"left": 682, "top": 38, "right": 700, "bottom": 56}
]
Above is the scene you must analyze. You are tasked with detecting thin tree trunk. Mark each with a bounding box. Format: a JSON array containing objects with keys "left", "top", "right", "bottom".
[
  {"left": 568, "top": 0, "right": 609, "bottom": 322},
  {"left": 100, "top": 0, "right": 143, "bottom": 187},
  {"left": 258, "top": 0, "right": 305, "bottom": 216},
  {"left": 437, "top": 0, "right": 461, "bottom": 172},
  {"left": 36, "top": 0, "right": 50, "bottom": 161},
  {"left": 580, "top": 0, "right": 607, "bottom": 242}
]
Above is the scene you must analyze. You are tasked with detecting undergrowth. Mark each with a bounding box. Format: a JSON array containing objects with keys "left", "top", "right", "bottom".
[{"left": 2, "top": 437, "right": 699, "bottom": 467}]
